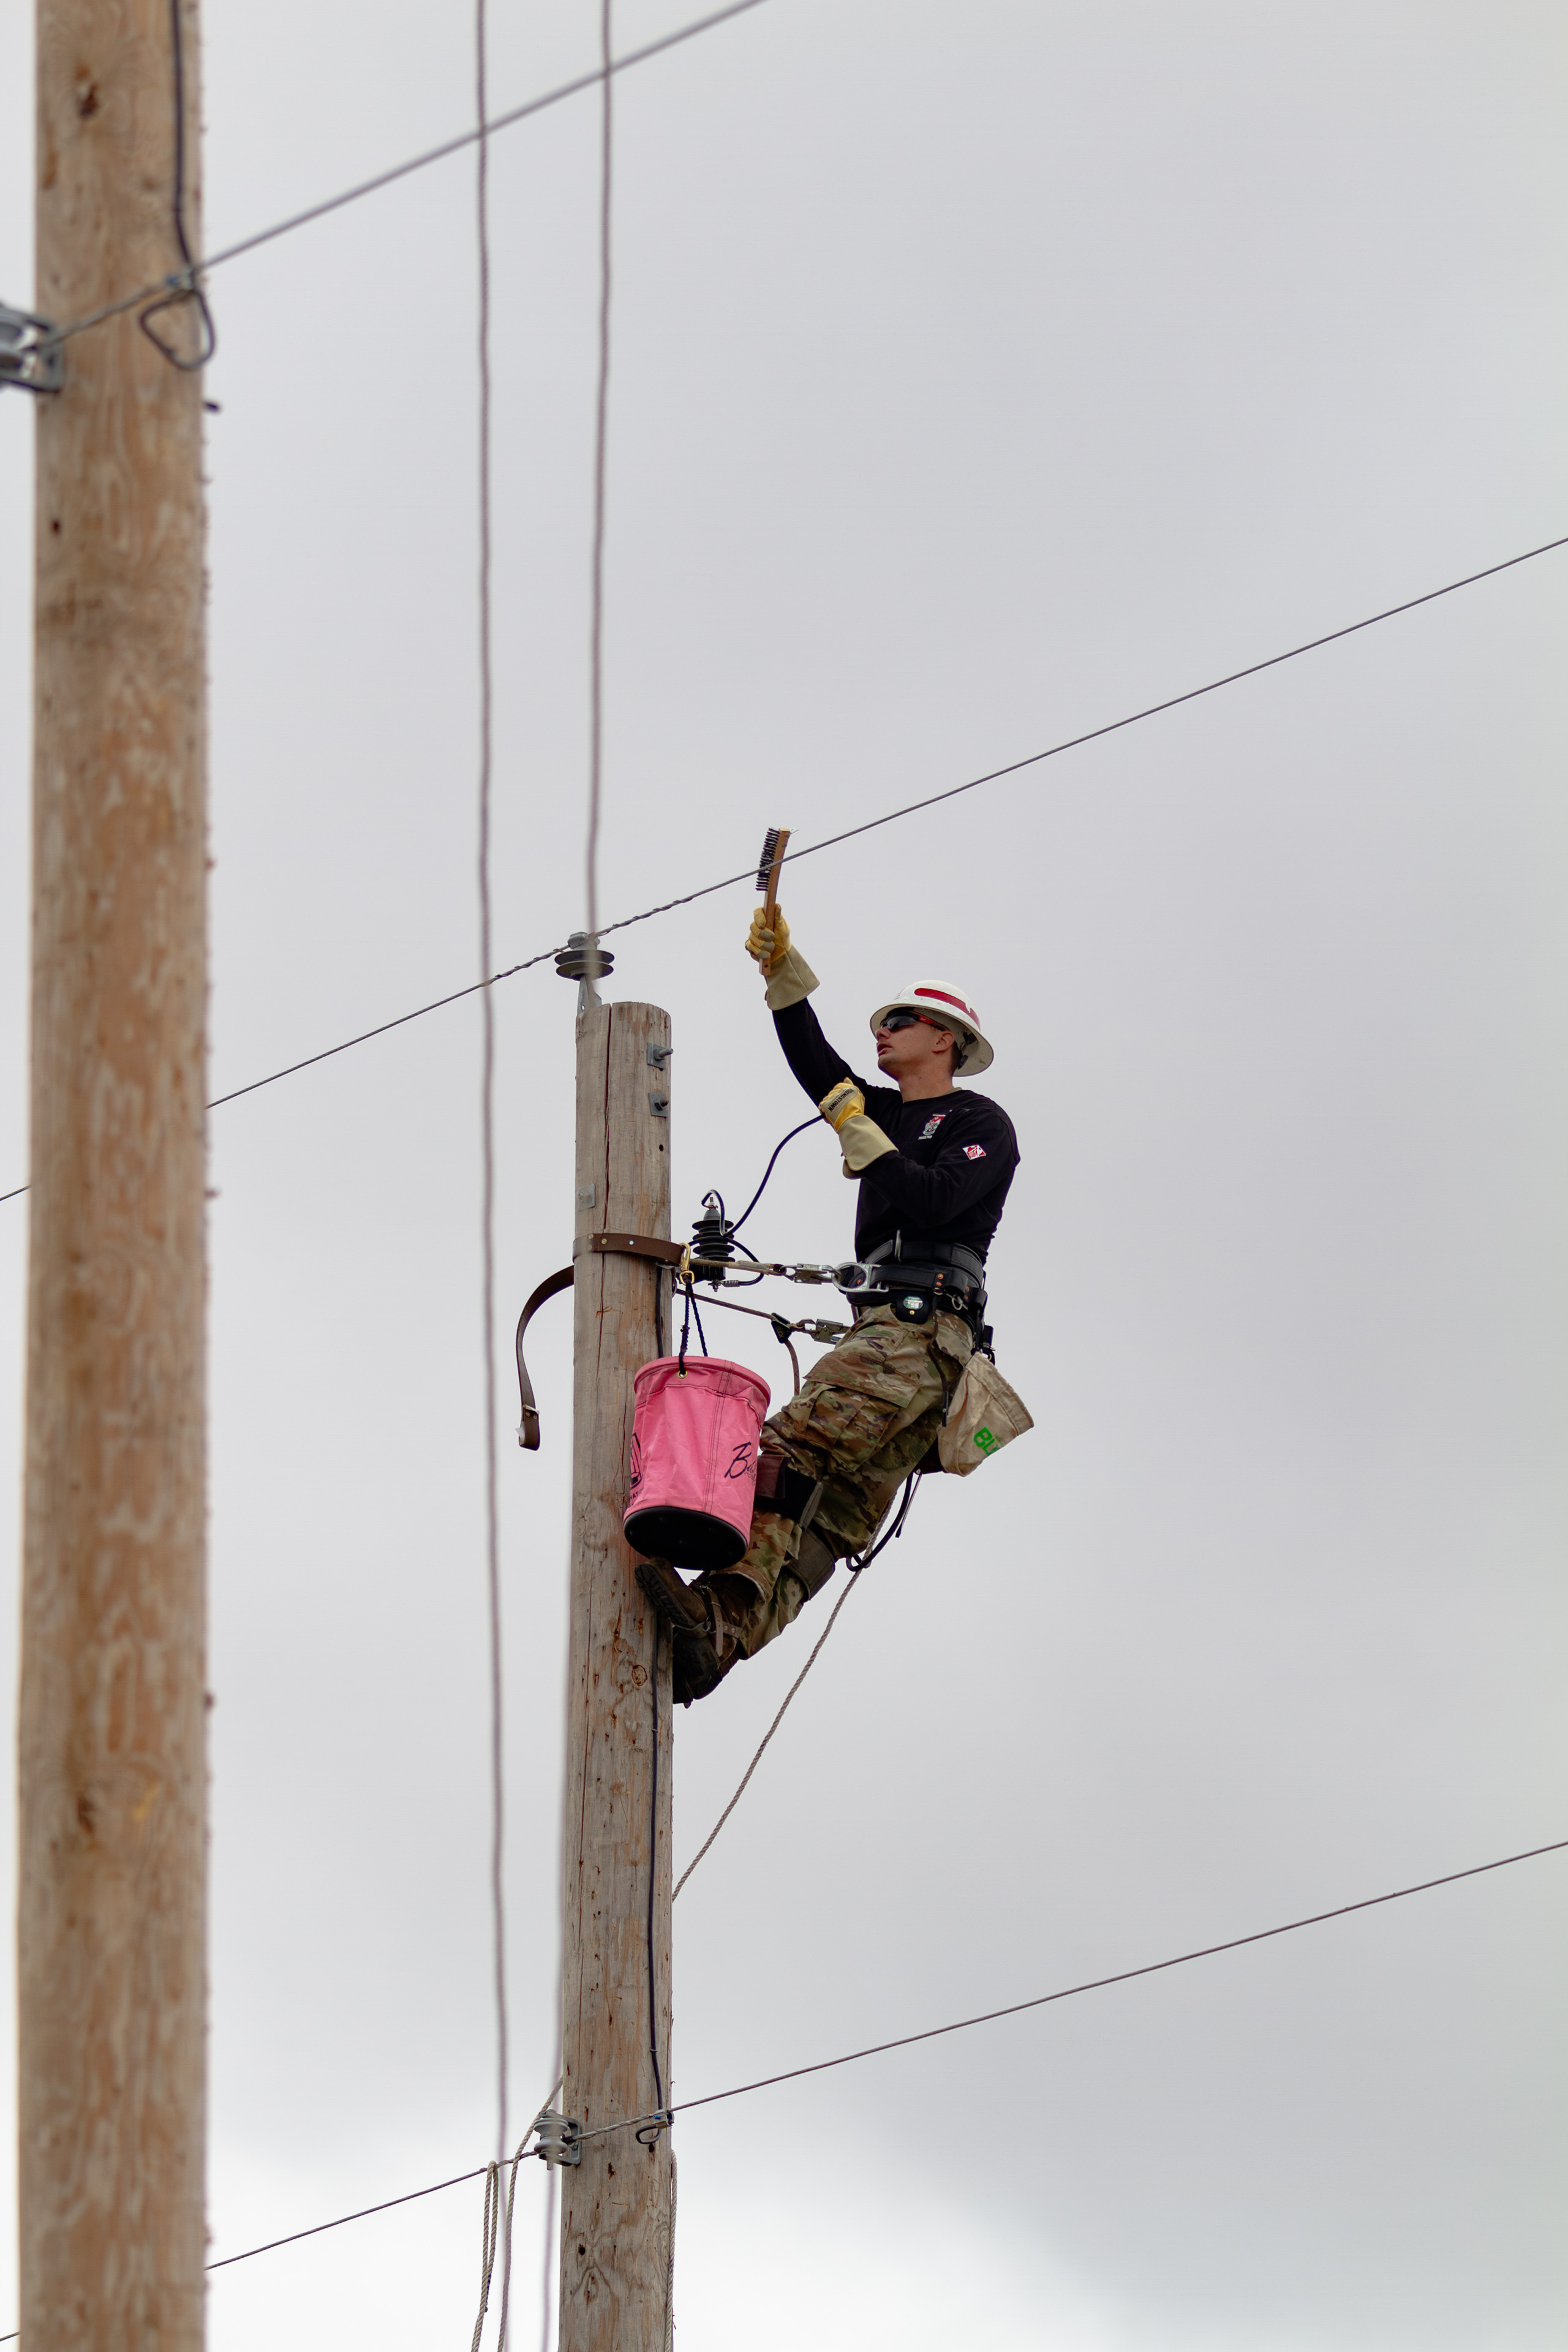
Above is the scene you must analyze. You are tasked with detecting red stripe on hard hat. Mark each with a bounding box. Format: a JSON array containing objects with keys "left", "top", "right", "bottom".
[{"left": 912, "top": 986, "right": 976, "bottom": 1021}]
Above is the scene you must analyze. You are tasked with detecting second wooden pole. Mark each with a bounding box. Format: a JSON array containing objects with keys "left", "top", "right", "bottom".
[{"left": 23, "top": 0, "right": 209, "bottom": 2337}]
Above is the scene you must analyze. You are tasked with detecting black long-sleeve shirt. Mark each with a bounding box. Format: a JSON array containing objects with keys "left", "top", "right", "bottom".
[{"left": 773, "top": 998, "right": 1019, "bottom": 1263}]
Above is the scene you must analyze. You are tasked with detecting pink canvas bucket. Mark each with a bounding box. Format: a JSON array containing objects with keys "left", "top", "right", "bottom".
[{"left": 624, "top": 1355, "right": 772, "bottom": 1572}]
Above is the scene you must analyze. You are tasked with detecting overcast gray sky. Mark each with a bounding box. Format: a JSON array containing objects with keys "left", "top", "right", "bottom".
[{"left": 1, "top": 1, "right": 1566, "bottom": 2345}]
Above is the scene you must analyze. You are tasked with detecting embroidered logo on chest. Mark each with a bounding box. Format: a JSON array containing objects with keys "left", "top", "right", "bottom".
[
  {"left": 963, "top": 1143, "right": 987, "bottom": 1159},
  {"left": 918, "top": 1112, "right": 948, "bottom": 1142}
]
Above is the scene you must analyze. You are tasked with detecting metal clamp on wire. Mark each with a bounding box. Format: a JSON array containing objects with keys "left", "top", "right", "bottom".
[
  {"left": 0, "top": 304, "right": 62, "bottom": 395},
  {"left": 634, "top": 2111, "right": 672, "bottom": 2147},
  {"left": 532, "top": 2110, "right": 582, "bottom": 2168}
]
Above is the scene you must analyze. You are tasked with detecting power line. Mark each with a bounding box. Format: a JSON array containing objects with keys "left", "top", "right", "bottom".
[
  {"left": 0, "top": 2163, "right": 497, "bottom": 2339},
  {"left": 1, "top": 527, "right": 1563, "bottom": 1216},
  {"left": 582, "top": 1831, "right": 1568, "bottom": 2146},
  {"left": 39, "top": 0, "right": 774, "bottom": 355},
  {"left": 0, "top": 1824, "right": 1541, "bottom": 2341},
  {"left": 772, "top": 530, "right": 1568, "bottom": 869}
]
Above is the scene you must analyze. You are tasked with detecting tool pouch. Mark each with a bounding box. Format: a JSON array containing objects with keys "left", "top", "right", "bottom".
[{"left": 935, "top": 1354, "right": 1034, "bottom": 1476}]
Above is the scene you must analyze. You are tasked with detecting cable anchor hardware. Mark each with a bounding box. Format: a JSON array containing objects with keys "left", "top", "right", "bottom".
[
  {"left": 532, "top": 2110, "right": 583, "bottom": 2167},
  {"left": 634, "top": 2111, "right": 672, "bottom": 2147},
  {"left": 0, "top": 304, "right": 62, "bottom": 394}
]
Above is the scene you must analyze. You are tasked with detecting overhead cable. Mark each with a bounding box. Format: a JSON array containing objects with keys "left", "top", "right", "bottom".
[
  {"left": 0, "top": 1825, "right": 1542, "bottom": 2337},
  {"left": 39, "top": 0, "right": 774, "bottom": 355},
  {"left": 1, "top": 529, "right": 1563, "bottom": 1215},
  {"left": 579, "top": 1831, "right": 1568, "bottom": 2145}
]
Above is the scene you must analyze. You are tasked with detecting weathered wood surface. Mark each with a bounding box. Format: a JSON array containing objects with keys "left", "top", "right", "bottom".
[
  {"left": 560, "top": 999, "right": 674, "bottom": 2352},
  {"left": 24, "top": 0, "right": 209, "bottom": 2341}
]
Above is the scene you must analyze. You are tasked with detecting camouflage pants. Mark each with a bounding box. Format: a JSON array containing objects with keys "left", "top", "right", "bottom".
[{"left": 707, "top": 1305, "right": 973, "bottom": 1660}]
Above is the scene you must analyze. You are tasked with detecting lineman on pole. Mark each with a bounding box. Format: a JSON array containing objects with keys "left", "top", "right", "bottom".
[{"left": 638, "top": 905, "right": 1020, "bottom": 1703}]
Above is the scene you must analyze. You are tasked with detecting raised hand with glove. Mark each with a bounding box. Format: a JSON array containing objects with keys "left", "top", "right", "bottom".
[
  {"left": 818, "top": 1077, "right": 897, "bottom": 1175},
  {"left": 744, "top": 903, "right": 820, "bottom": 1012}
]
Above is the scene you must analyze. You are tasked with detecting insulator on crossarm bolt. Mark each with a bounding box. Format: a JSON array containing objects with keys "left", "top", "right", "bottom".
[{"left": 555, "top": 931, "right": 614, "bottom": 981}]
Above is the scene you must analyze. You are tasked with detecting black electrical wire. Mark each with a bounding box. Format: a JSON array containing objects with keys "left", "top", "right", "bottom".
[
  {"left": 643, "top": 1623, "right": 668, "bottom": 2135},
  {"left": 2, "top": 530, "right": 1565, "bottom": 1215},
  {"left": 730, "top": 1117, "right": 819, "bottom": 1235},
  {"left": 846, "top": 1471, "right": 919, "bottom": 1572},
  {"left": 137, "top": 0, "right": 217, "bottom": 369}
]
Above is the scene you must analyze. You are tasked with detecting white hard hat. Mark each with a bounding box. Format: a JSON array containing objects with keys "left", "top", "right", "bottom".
[{"left": 869, "top": 981, "right": 993, "bottom": 1076}]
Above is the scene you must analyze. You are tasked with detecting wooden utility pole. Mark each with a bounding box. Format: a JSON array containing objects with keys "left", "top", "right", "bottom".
[
  {"left": 22, "top": 0, "right": 209, "bottom": 2340},
  {"left": 560, "top": 997, "right": 674, "bottom": 2352}
]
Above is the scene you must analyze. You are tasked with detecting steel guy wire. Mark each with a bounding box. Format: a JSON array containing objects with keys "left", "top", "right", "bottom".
[
  {"left": 0, "top": 529, "right": 1564, "bottom": 1215},
  {"left": 573, "top": 1832, "right": 1568, "bottom": 2148},
  {"left": 36, "top": 0, "right": 775, "bottom": 356},
  {"left": 0, "top": 1824, "right": 1542, "bottom": 2340},
  {"left": 473, "top": 0, "right": 510, "bottom": 2192}
]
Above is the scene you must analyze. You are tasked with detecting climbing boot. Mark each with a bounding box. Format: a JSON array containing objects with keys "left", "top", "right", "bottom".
[{"left": 636, "top": 1559, "right": 742, "bottom": 1708}]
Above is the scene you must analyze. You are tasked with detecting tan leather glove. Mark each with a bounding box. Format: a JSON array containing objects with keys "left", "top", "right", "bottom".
[
  {"left": 817, "top": 1080, "right": 896, "bottom": 1176},
  {"left": 745, "top": 903, "right": 819, "bottom": 1011}
]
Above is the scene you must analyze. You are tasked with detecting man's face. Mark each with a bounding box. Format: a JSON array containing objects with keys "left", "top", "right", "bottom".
[{"left": 875, "top": 1010, "right": 957, "bottom": 1084}]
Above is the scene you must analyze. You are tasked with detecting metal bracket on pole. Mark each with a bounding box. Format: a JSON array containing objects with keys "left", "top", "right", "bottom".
[
  {"left": 532, "top": 2110, "right": 583, "bottom": 2167},
  {"left": 0, "top": 304, "right": 62, "bottom": 394}
]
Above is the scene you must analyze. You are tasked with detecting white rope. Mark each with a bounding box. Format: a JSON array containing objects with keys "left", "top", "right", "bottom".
[
  {"left": 469, "top": 2163, "right": 501, "bottom": 2352},
  {"left": 673, "top": 1562, "right": 869, "bottom": 1900}
]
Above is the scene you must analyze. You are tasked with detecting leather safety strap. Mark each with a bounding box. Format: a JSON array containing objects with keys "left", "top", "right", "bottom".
[
  {"left": 515, "top": 1231, "right": 684, "bottom": 1452},
  {"left": 583, "top": 1231, "right": 686, "bottom": 1268},
  {"left": 515, "top": 1267, "right": 573, "bottom": 1452}
]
